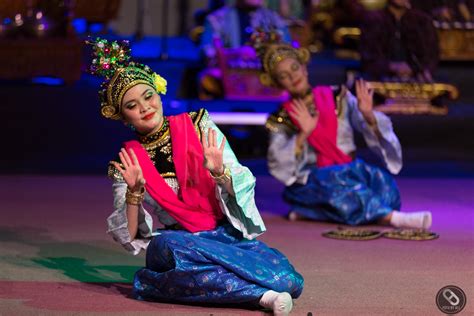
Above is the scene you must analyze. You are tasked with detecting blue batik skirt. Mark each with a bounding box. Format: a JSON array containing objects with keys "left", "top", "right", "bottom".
[
  {"left": 284, "top": 159, "right": 401, "bottom": 225},
  {"left": 133, "top": 224, "right": 304, "bottom": 305}
]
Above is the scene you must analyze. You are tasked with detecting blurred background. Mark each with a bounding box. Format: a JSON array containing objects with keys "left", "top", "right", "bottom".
[{"left": 1, "top": 0, "right": 473, "bottom": 176}]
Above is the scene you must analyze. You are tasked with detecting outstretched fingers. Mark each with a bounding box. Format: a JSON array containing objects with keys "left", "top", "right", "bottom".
[
  {"left": 206, "top": 128, "right": 218, "bottom": 148},
  {"left": 212, "top": 129, "right": 218, "bottom": 147},
  {"left": 119, "top": 150, "right": 129, "bottom": 169},
  {"left": 128, "top": 148, "right": 140, "bottom": 167},
  {"left": 111, "top": 161, "right": 125, "bottom": 175},
  {"left": 219, "top": 136, "right": 226, "bottom": 152}
]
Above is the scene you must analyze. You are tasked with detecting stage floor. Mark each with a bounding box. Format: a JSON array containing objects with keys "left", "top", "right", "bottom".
[{"left": 0, "top": 173, "right": 473, "bottom": 315}]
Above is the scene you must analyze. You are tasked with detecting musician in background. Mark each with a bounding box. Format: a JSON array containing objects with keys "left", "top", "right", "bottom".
[{"left": 360, "top": 0, "right": 439, "bottom": 82}]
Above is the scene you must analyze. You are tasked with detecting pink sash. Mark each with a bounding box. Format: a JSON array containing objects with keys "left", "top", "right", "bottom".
[
  {"left": 124, "top": 113, "right": 223, "bottom": 232},
  {"left": 284, "top": 86, "right": 352, "bottom": 167}
]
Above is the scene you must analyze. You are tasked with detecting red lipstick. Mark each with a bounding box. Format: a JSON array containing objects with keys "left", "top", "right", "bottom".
[{"left": 143, "top": 113, "right": 155, "bottom": 121}]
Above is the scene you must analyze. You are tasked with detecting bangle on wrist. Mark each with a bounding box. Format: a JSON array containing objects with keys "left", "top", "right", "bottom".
[
  {"left": 210, "top": 166, "right": 231, "bottom": 184},
  {"left": 126, "top": 186, "right": 145, "bottom": 205}
]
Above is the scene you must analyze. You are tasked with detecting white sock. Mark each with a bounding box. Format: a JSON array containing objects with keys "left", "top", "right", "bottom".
[
  {"left": 390, "top": 211, "right": 432, "bottom": 229},
  {"left": 259, "top": 290, "right": 293, "bottom": 316}
]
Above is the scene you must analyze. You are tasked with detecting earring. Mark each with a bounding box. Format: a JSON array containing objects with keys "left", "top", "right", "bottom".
[{"left": 128, "top": 124, "right": 136, "bottom": 132}]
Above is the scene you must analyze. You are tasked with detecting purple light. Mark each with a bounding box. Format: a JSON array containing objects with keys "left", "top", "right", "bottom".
[{"left": 292, "top": 41, "right": 300, "bottom": 48}]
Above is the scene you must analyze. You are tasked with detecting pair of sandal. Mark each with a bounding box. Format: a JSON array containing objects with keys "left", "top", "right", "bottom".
[{"left": 286, "top": 211, "right": 437, "bottom": 240}]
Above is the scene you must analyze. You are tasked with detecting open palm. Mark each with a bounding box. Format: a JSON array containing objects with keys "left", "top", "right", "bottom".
[
  {"left": 112, "top": 148, "right": 145, "bottom": 192},
  {"left": 355, "top": 79, "right": 374, "bottom": 115},
  {"left": 202, "top": 128, "right": 226, "bottom": 175},
  {"left": 289, "top": 98, "right": 319, "bottom": 136}
]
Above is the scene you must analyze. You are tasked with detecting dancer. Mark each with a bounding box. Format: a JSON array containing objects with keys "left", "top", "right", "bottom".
[
  {"left": 87, "top": 38, "right": 303, "bottom": 315},
  {"left": 257, "top": 37, "right": 432, "bottom": 229}
]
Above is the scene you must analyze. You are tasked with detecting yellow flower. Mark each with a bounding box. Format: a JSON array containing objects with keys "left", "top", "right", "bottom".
[{"left": 153, "top": 73, "right": 167, "bottom": 94}]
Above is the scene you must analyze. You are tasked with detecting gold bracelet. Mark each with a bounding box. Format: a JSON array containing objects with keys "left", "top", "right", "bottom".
[
  {"left": 210, "top": 166, "right": 231, "bottom": 185},
  {"left": 125, "top": 186, "right": 145, "bottom": 205}
]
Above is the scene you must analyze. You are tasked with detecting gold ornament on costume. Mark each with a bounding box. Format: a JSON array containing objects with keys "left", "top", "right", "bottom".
[
  {"left": 101, "top": 105, "right": 116, "bottom": 118},
  {"left": 86, "top": 38, "right": 167, "bottom": 120},
  {"left": 251, "top": 29, "right": 310, "bottom": 87}
]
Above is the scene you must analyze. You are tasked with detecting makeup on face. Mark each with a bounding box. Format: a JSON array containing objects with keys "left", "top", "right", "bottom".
[
  {"left": 274, "top": 58, "right": 310, "bottom": 95},
  {"left": 121, "top": 84, "right": 164, "bottom": 135}
]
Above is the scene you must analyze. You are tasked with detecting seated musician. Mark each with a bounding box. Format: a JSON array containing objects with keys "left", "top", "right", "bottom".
[{"left": 360, "top": 0, "right": 439, "bottom": 83}]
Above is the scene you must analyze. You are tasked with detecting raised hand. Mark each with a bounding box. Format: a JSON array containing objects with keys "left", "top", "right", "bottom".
[
  {"left": 355, "top": 79, "right": 380, "bottom": 131},
  {"left": 355, "top": 79, "right": 375, "bottom": 116},
  {"left": 202, "top": 128, "right": 226, "bottom": 175},
  {"left": 289, "top": 98, "right": 319, "bottom": 137},
  {"left": 111, "top": 148, "right": 145, "bottom": 192}
]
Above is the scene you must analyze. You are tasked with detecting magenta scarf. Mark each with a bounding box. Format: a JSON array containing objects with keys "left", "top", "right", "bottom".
[
  {"left": 124, "top": 113, "right": 223, "bottom": 233},
  {"left": 283, "top": 86, "right": 353, "bottom": 167}
]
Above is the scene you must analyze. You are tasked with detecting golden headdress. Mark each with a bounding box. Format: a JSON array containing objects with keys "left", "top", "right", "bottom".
[
  {"left": 86, "top": 38, "right": 167, "bottom": 120},
  {"left": 251, "top": 30, "right": 310, "bottom": 86}
]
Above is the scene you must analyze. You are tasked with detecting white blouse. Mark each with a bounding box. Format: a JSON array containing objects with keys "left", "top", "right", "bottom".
[{"left": 267, "top": 89, "right": 403, "bottom": 186}]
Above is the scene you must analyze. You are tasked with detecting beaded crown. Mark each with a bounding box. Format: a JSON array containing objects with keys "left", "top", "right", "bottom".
[
  {"left": 86, "top": 38, "right": 167, "bottom": 120},
  {"left": 251, "top": 30, "right": 310, "bottom": 86}
]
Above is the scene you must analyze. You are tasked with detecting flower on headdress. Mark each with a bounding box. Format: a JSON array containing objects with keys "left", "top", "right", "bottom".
[
  {"left": 86, "top": 38, "right": 131, "bottom": 79},
  {"left": 153, "top": 73, "right": 167, "bottom": 94}
]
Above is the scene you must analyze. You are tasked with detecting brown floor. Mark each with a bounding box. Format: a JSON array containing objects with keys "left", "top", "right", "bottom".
[{"left": 0, "top": 175, "right": 473, "bottom": 315}]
